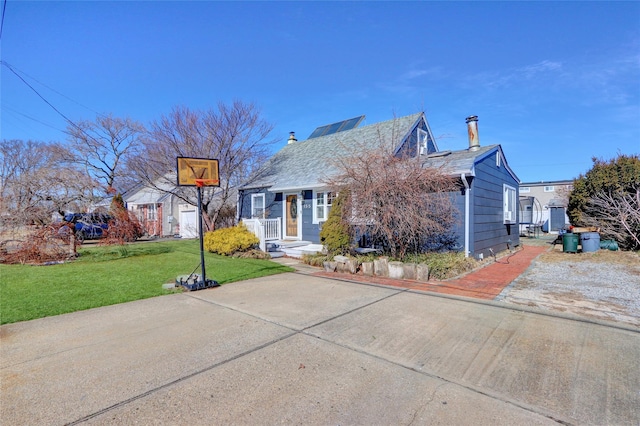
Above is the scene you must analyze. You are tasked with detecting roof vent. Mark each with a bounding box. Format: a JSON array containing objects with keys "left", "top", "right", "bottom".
[
  {"left": 465, "top": 115, "right": 480, "bottom": 151},
  {"left": 426, "top": 150, "right": 452, "bottom": 158}
]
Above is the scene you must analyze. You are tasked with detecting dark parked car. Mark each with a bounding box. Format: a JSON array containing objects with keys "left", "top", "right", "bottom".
[{"left": 62, "top": 213, "right": 111, "bottom": 242}]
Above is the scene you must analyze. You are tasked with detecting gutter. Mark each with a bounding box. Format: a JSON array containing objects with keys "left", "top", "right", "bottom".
[{"left": 461, "top": 173, "right": 470, "bottom": 258}]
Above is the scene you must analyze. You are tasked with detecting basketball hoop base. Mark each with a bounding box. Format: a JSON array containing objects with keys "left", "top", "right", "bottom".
[{"left": 176, "top": 274, "right": 219, "bottom": 291}]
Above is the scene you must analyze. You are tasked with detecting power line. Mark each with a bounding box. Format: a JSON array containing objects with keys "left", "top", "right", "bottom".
[
  {"left": 0, "top": 0, "right": 7, "bottom": 40},
  {"left": 1, "top": 60, "right": 86, "bottom": 135},
  {"left": 2, "top": 103, "right": 70, "bottom": 135},
  {"left": 1, "top": 61, "right": 104, "bottom": 118}
]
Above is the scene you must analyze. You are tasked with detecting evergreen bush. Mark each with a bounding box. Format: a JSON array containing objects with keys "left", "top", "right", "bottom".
[{"left": 319, "top": 192, "right": 352, "bottom": 256}]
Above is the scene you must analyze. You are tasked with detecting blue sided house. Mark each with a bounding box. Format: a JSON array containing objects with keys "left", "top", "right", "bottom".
[{"left": 238, "top": 112, "right": 520, "bottom": 259}]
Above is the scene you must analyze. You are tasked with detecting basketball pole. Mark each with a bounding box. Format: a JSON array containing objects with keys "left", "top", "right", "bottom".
[
  {"left": 196, "top": 183, "right": 206, "bottom": 284},
  {"left": 175, "top": 157, "right": 219, "bottom": 290}
]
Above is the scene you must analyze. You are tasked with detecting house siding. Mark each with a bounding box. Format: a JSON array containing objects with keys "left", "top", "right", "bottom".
[
  {"left": 440, "top": 189, "right": 464, "bottom": 253},
  {"left": 300, "top": 191, "right": 320, "bottom": 243},
  {"left": 470, "top": 153, "right": 520, "bottom": 257}
]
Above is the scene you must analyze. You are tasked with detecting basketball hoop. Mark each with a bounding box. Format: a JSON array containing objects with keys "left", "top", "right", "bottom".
[{"left": 176, "top": 157, "right": 220, "bottom": 187}]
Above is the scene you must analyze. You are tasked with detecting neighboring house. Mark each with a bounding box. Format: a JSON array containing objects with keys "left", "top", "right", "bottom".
[
  {"left": 124, "top": 178, "right": 199, "bottom": 239},
  {"left": 124, "top": 176, "right": 238, "bottom": 239},
  {"left": 519, "top": 180, "right": 573, "bottom": 234},
  {"left": 238, "top": 112, "right": 521, "bottom": 259}
]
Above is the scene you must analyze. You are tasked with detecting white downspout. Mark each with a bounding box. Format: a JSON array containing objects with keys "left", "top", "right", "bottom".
[
  {"left": 461, "top": 173, "right": 470, "bottom": 258},
  {"left": 236, "top": 191, "right": 241, "bottom": 225}
]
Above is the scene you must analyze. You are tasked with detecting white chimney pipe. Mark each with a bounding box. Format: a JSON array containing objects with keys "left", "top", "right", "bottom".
[
  {"left": 466, "top": 116, "right": 480, "bottom": 151},
  {"left": 288, "top": 131, "right": 297, "bottom": 144}
]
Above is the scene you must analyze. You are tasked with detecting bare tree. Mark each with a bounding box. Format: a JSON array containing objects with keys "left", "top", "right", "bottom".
[
  {"left": 568, "top": 154, "right": 640, "bottom": 250},
  {"left": 326, "top": 138, "right": 460, "bottom": 259},
  {"left": 132, "top": 101, "right": 275, "bottom": 231},
  {"left": 66, "top": 114, "right": 144, "bottom": 194},
  {"left": 0, "top": 140, "right": 99, "bottom": 229},
  {"left": 582, "top": 188, "right": 640, "bottom": 250}
]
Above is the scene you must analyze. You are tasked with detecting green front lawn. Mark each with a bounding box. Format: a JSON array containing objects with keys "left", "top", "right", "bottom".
[{"left": 0, "top": 239, "right": 293, "bottom": 325}]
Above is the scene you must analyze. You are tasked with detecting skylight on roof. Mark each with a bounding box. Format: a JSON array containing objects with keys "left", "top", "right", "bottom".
[{"left": 308, "top": 115, "right": 365, "bottom": 139}]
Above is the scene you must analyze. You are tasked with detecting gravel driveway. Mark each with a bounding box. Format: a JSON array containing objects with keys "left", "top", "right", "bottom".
[{"left": 497, "top": 236, "right": 640, "bottom": 328}]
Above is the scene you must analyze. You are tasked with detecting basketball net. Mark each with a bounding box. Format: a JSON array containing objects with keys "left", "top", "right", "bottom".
[{"left": 194, "top": 179, "right": 218, "bottom": 188}]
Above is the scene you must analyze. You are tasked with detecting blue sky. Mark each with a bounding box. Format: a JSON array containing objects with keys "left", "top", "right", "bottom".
[{"left": 2, "top": 1, "right": 639, "bottom": 183}]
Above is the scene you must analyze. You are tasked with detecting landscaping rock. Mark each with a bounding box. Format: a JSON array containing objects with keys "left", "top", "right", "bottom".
[
  {"left": 374, "top": 258, "right": 389, "bottom": 277},
  {"left": 361, "top": 261, "right": 374, "bottom": 276},
  {"left": 323, "top": 261, "right": 337, "bottom": 272},
  {"left": 346, "top": 259, "right": 358, "bottom": 274},
  {"left": 403, "top": 263, "right": 417, "bottom": 280},
  {"left": 416, "top": 264, "right": 429, "bottom": 282},
  {"left": 388, "top": 261, "right": 405, "bottom": 279}
]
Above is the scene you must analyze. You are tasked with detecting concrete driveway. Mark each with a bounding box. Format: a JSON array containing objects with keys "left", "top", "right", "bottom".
[{"left": 2, "top": 272, "right": 639, "bottom": 425}]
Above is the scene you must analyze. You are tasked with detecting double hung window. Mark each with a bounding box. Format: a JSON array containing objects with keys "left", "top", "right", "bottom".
[
  {"left": 251, "top": 194, "right": 265, "bottom": 219},
  {"left": 314, "top": 191, "right": 335, "bottom": 223},
  {"left": 503, "top": 184, "right": 517, "bottom": 224}
]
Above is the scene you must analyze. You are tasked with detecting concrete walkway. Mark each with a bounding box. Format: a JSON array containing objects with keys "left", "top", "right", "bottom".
[{"left": 2, "top": 271, "right": 639, "bottom": 425}]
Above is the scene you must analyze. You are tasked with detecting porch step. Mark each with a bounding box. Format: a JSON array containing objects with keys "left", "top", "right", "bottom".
[
  {"left": 280, "top": 243, "right": 324, "bottom": 259},
  {"left": 276, "top": 240, "right": 313, "bottom": 248}
]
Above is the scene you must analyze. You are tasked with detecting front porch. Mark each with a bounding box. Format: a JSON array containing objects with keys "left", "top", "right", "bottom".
[{"left": 242, "top": 218, "right": 323, "bottom": 258}]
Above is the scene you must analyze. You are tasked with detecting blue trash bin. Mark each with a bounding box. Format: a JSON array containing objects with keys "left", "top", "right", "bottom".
[{"left": 580, "top": 232, "right": 600, "bottom": 253}]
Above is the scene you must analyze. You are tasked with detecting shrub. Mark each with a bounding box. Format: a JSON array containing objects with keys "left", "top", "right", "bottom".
[
  {"left": 403, "top": 251, "right": 477, "bottom": 280},
  {"left": 204, "top": 224, "right": 259, "bottom": 256},
  {"left": 568, "top": 154, "right": 640, "bottom": 250},
  {"left": 319, "top": 192, "right": 352, "bottom": 256},
  {"left": 301, "top": 253, "right": 330, "bottom": 267}
]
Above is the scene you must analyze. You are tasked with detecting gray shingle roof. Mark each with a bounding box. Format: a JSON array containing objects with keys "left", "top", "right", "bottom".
[
  {"left": 422, "top": 145, "right": 498, "bottom": 175},
  {"left": 242, "top": 112, "right": 518, "bottom": 191},
  {"left": 242, "top": 113, "right": 423, "bottom": 191}
]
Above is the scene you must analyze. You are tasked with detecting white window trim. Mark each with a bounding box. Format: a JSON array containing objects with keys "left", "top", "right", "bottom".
[
  {"left": 544, "top": 186, "right": 555, "bottom": 192},
  {"left": 251, "top": 193, "right": 265, "bottom": 219},
  {"left": 147, "top": 204, "right": 157, "bottom": 221},
  {"left": 503, "top": 184, "right": 517, "bottom": 224},
  {"left": 312, "top": 190, "right": 333, "bottom": 224},
  {"left": 520, "top": 187, "right": 531, "bottom": 193}
]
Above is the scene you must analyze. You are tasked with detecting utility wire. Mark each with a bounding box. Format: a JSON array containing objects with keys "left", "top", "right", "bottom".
[
  {"left": 2, "top": 103, "right": 69, "bottom": 134},
  {"left": 1, "top": 61, "right": 104, "bottom": 119},
  {"left": 0, "top": 0, "right": 7, "bottom": 41},
  {"left": 1, "top": 61, "right": 104, "bottom": 118},
  {"left": 1, "top": 60, "right": 86, "bottom": 135}
]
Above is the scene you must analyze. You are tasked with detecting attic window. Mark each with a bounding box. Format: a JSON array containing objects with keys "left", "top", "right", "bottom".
[
  {"left": 496, "top": 152, "right": 501, "bottom": 167},
  {"left": 418, "top": 128, "right": 428, "bottom": 155}
]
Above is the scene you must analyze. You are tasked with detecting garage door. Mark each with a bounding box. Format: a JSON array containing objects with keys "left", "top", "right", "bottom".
[{"left": 180, "top": 210, "right": 199, "bottom": 238}]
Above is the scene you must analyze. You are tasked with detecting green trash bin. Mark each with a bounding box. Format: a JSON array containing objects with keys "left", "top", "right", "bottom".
[{"left": 562, "top": 233, "right": 579, "bottom": 253}]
